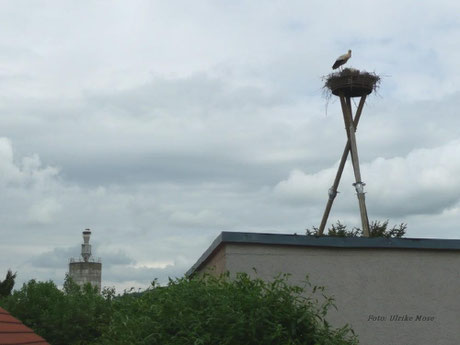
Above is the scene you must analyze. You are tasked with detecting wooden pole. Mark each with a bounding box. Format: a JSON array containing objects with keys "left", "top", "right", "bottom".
[
  {"left": 318, "top": 96, "right": 366, "bottom": 235},
  {"left": 340, "top": 95, "right": 370, "bottom": 236}
]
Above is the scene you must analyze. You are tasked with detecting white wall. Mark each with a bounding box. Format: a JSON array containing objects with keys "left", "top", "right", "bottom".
[{"left": 199, "top": 244, "right": 460, "bottom": 345}]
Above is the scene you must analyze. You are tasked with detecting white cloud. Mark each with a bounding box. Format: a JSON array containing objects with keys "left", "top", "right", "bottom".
[
  {"left": 274, "top": 140, "right": 460, "bottom": 218},
  {"left": 0, "top": 138, "right": 59, "bottom": 187},
  {"left": 274, "top": 169, "right": 331, "bottom": 205}
]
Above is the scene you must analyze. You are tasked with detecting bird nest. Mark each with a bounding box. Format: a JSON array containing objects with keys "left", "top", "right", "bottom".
[{"left": 323, "top": 68, "right": 381, "bottom": 98}]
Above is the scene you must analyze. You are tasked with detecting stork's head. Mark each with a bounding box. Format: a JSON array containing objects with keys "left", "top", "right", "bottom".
[{"left": 348, "top": 49, "right": 352, "bottom": 55}]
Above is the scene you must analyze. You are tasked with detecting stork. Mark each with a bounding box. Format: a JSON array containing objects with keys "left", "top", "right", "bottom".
[{"left": 332, "top": 49, "right": 352, "bottom": 71}]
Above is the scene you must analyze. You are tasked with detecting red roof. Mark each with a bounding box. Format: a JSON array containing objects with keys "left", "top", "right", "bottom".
[{"left": 0, "top": 307, "right": 49, "bottom": 345}]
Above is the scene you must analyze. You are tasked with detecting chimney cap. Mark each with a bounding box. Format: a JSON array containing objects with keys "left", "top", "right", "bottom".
[{"left": 83, "top": 229, "right": 91, "bottom": 234}]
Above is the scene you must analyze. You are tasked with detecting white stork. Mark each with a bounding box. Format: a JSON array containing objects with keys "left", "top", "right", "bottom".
[{"left": 332, "top": 49, "right": 352, "bottom": 70}]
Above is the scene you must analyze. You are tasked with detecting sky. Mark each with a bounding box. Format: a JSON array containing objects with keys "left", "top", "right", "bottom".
[{"left": 1, "top": 1, "right": 459, "bottom": 292}]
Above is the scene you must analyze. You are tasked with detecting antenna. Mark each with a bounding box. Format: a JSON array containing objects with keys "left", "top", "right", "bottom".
[{"left": 81, "top": 229, "right": 92, "bottom": 262}]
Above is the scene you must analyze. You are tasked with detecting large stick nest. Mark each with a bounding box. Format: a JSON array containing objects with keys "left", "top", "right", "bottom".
[{"left": 323, "top": 68, "right": 381, "bottom": 98}]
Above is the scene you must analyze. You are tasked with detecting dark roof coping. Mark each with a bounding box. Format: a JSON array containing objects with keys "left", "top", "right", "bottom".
[{"left": 186, "top": 231, "right": 460, "bottom": 276}]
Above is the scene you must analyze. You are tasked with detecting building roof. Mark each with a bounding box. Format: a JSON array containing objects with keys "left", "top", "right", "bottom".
[
  {"left": 187, "top": 231, "right": 460, "bottom": 276},
  {"left": 0, "top": 307, "right": 49, "bottom": 345}
]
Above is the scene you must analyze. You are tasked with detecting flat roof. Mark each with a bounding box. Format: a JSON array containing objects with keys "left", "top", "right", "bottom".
[{"left": 186, "top": 231, "right": 460, "bottom": 276}]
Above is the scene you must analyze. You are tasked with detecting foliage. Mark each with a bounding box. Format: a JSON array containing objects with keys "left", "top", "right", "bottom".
[
  {"left": 306, "top": 220, "right": 407, "bottom": 238},
  {"left": 0, "top": 270, "right": 16, "bottom": 297},
  {"left": 0, "top": 275, "right": 113, "bottom": 345},
  {"left": 99, "top": 273, "right": 357, "bottom": 345},
  {"left": 0, "top": 273, "right": 358, "bottom": 345}
]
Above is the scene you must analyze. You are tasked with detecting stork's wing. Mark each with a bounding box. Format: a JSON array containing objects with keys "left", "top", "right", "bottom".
[
  {"left": 332, "top": 53, "right": 350, "bottom": 69},
  {"left": 332, "top": 58, "right": 346, "bottom": 69},
  {"left": 336, "top": 53, "right": 349, "bottom": 61}
]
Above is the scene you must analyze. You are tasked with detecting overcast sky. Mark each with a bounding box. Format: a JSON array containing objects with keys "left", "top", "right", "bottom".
[{"left": 1, "top": 1, "right": 459, "bottom": 292}]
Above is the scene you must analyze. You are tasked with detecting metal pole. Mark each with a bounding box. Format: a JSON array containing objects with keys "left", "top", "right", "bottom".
[
  {"left": 340, "top": 95, "right": 370, "bottom": 236},
  {"left": 318, "top": 96, "right": 366, "bottom": 235}
]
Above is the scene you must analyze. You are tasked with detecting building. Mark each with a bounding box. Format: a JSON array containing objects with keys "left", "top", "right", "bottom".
[
  {"left": 68, "top": 229, "right": 102, "bottom": 293},
  {"left": 187, "top": 231, "right": 460, "bottom": 345},
  {"left": 0, "top": 307, "right": 49, "bottom": 344}
]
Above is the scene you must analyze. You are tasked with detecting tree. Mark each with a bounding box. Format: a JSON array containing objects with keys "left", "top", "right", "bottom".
[
  {"left": 0, "top": 276, "right": 113, "bottom": 345},
  {"left": 306, "top": 220, "right": 407, "bottom": 238},
  {"left": 0, "top": 270, "right": 16, "bottom": 297}
]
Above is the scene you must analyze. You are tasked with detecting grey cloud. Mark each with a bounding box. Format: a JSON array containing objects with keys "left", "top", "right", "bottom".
[
  {"left": 91, "top": 247, "right": 135, "bottom": 268},
  {"left": 28, "top": 244, "right": 135, "bottom": 270},
  {"left": 87, "top": 74, "right": 287, "bottom": 115},
  {"left": 1, "top": 1, "right": 460, "bottom": 293},
  {"left": 29, "top": 246, "right": 79, "bottom": 269},
  {"left": 26, "top": 243, "right": 171, "bottom": 289}
]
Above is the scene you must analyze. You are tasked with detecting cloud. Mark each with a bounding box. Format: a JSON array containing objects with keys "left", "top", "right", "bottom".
[
  {"left": 28, "top": 198, "right": 62, "bottom": 224},
  {"left": 274, "top": 169, "right": 333, "bottom": 205},
  {"left": 169, "top": 209, "right": 228, "bottom": 227},
  {"left": 103, "top": 257, "right": 189, "bottom": 286},
  {"left": 0, "top": 138, "right": 59, "bottom": 187},
  {"left": 27, "top": 243, "right": 188, "bottom": 289},
  {"left": 1, "top": 1, "right": 460, "bottom": 294},
  {"left": 274, "top": 140, "right": 460, "bottom": 217},
  {"left": 366, "top": 141, "right": 460, "bottom": 216},
  {"left": 29, "top": 246, "right": 78, "bottom": 269}
]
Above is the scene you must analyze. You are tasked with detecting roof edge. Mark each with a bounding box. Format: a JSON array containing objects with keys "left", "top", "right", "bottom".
[
  {"left": 186, "top": 232, "right": 224, "bottom": 277},
  {"left": 186, "top": 231, "right": 460, "bottom": 276}
]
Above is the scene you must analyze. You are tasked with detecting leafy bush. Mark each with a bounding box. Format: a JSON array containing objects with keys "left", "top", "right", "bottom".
[
  {"left": 1, "top": 274, "right": 357, "bottom": 345},
  {"left": 99, "top": 273, "right": 357, "bottom": 345},
  {"left": 306, "top": 220, "right": 407, "bottom": 238}
]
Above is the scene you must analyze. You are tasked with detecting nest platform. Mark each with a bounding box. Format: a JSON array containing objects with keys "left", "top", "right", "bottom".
[{"left": 324, "top": 68, "right": 380, "bottom": 98}]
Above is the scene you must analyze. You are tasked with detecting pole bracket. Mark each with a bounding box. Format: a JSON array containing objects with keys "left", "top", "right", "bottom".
[
  {"left": 352, "top": 181, "right": 366, "bottom": 194},
  {"left": 328, "top": 187, "right": 338, "bottom": 200}
]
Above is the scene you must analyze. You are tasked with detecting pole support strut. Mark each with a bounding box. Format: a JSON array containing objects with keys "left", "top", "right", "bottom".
[{"left": 317, "top": 95, "right": 370, "bottom": 236}]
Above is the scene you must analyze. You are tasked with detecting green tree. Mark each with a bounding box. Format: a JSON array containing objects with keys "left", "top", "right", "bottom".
[
  {"left": 0, "top": 276, "right": 113, "bottom": 345},
  {"left": 0, "top": 270, "right": 16, "bottom": 297},
  {"left": 306, "top": 220, "right": 407, "bottom": 238}
]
